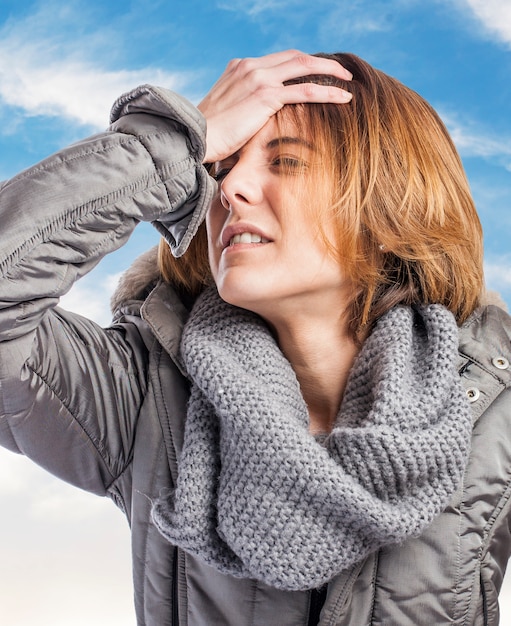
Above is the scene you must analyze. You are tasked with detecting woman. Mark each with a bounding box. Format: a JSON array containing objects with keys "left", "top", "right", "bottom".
[{"left": 0, "top": 50, "right": 509, "bottom": 625}]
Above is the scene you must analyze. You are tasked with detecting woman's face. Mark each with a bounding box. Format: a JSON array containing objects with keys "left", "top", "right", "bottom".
[{"left": 206, "top": 116, "right": 350, "bottom": 323}]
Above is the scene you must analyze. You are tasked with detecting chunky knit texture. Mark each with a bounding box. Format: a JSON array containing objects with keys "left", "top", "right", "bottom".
[{"left": 152, "top": 287, "right": 473, "bottom": 591}]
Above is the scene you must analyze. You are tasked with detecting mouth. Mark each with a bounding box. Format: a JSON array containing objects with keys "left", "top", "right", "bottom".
[
  {"left": 227, "top": 232, "right": 271, "bottom": 247},
  {"left": 221, "top": 223, "right": 272, "bottom": 249}
]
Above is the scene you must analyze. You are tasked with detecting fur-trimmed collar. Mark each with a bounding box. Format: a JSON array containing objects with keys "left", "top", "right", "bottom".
[
  {"left": 110, "top": 246, "right": 161, "bottom": 314},
  {"left": 480, "top": 289, "right": 509, "bottom": 311}
]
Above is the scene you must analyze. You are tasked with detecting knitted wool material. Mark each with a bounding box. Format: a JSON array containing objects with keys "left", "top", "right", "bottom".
[{"left": 152, "top": 287, "right": 473, "bottom": 591}]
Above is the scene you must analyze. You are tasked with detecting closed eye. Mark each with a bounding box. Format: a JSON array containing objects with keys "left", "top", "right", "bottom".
[
  {"left": 212, "top": 167, "right": 231, "bottom": 182},
  {"left": 271, "top": 156, "right": 308, "bottom": 174}
]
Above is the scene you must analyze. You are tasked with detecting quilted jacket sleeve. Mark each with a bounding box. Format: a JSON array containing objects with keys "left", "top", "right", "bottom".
[{"left": 0, "top": 86, "right": 215, "bottom": 494}]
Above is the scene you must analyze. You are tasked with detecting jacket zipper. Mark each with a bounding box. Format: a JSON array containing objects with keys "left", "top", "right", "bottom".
[
  {"left": 308, "top": 586, "right": 328, "bottom": 625},
  {"left": 172, "top": 547, "right": 180, "bottom": 625},
  {"left": 480, "top": 572, "right": 489, "bottom": 626}
]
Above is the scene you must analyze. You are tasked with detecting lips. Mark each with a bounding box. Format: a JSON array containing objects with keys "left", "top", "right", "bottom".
[
  {"left": 221, "top": 224, "right": 272, "bottom": 249},
  {"left": 228, "top": 232, "right": 271, "bottom": 246}
]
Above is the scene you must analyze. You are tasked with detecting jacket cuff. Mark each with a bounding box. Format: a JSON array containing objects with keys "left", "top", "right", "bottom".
[{"left": 110, "top": 85, "right": 216, "bottom": 257}]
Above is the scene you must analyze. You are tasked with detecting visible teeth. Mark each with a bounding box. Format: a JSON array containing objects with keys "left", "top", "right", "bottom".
[{"left": 229, "top": 232, "right": 269, "bottom": 246}]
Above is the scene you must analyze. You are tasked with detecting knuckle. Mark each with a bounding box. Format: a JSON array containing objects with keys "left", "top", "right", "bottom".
[
  {"left": 296, "top": 53, "right": 317, "bottom": 69},
  {"left": 236, "top": 57, "right": 256, "bottom": 75},
  {"left": 226, "top": 58, "right": 241, "bottom": 71},
  {"left": 252, "top": 83, "right": 279, "bottom": 109},
  {"left": 300, "top": 83, "right": 317, "bottom": 98},
  {"left": 251, "top": 84, "right": 272, "bottom": 106},
  {"left": 249, "top": 67, "right": 266, "bottom": 86},
  {"left": 238, "top": 67, "right": 268, "bottom": 93}
]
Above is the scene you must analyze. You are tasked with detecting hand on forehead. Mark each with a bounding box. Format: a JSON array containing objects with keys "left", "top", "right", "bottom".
[{"left": 198, "top": 50, "right": 353, "bottom": 164}]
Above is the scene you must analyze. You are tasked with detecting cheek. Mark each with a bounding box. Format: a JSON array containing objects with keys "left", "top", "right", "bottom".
[
  {"left": 206, "top": 194, "right": 224, "bottom": 231},
  {"left": 205, "top": 205, "right": 221, "bottom": 276}
]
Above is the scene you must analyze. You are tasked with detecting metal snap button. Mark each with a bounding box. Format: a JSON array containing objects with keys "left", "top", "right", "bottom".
[
  {"left": 466, "top": 387, "right": 480, "bottom": 403},
  {"left": 492, "top": 356, "right": 510, "bottom": 370}
]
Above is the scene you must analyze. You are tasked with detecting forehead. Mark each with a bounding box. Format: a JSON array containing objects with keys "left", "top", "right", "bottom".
[
  {"left": 263, "top": 108, "right": 315, "bottom": 145},
  {"left": 245, "top": 115, "right": 303, "bottom": 149},
  {"left": 217, "top": 113, "right": 315, "bottom": 166}
]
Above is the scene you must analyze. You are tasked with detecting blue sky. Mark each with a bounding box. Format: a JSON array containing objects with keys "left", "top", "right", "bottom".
[{"left": 0, "top": 1, "right": 510, "bottom": 624}]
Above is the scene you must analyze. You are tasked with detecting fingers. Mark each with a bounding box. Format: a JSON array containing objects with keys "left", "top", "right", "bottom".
[
  {"left": 277, "top": 81, "right": 353, "bottom": 105},
  {"left": 265, "top": 51, "right": 353, "bottom": 83},
  {"left": 226, "top": 51, "right": 352, "bottom": 95},
  {"left": 215, "top": 51, "right": 352, "bottom": 105},
  {"left": 227, "top": 50, "right": 352, "bottom": 82},
  {"left": 198, "top": 50, "right": 353, "bottom": 163}
]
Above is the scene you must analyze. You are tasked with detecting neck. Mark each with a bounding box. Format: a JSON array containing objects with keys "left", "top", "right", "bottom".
[{"left": 267, "top": 311, "right": 360, "bottom": 435}]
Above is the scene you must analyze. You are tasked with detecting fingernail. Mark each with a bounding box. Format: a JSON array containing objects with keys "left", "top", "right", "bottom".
[
  {"left": 344, "top": 70, "right": 353, "bottom": 81},
  {"left": 340, "top": 89, "right": 352, "bottom": 101}
]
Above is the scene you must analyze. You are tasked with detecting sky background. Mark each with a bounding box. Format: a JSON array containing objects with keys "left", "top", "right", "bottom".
[{"left": 0, "top": 0, "right": 510, "bottom": 624}]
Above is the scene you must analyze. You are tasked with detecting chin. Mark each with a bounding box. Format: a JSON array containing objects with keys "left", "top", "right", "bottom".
[
  {"left": 217, "top": 287, "right": 253, "bottom": 310},
  {"left": 214, "top": 280, "right": 264, "bottom": 314}
]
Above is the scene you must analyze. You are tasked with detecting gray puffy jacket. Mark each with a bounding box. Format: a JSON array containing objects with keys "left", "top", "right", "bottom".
[{"left": 0, "top": 86, "right": 510, "bottom": 626}]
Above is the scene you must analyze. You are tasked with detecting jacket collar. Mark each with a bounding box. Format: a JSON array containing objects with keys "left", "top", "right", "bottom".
[
  {"left": 111, "top": 246, "right": 191, "bottom": 376},
  {"left": 459, "top": 304, "right": 511, "bottom": 379},
  {"left": 458, "top": 303, "right": 511, "bottom": 422},
  {"left": 140, "top": 280, "right": 190, "bottom": 376}
]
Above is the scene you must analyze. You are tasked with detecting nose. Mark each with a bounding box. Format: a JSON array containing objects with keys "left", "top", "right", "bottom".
[{"left": 219, "top": 160, "right": 263, "bottom": 211}]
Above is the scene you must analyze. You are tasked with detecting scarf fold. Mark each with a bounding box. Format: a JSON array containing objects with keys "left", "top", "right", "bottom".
[{"left": 152, "top": 287, "right": 472, "bottom": 590}]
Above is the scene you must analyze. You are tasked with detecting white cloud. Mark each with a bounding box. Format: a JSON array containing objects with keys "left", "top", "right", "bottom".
[
  {"left": 0, "top": 448, "right": 37, "bottom": 494},
  {"left": 0, "top": 57, "right": 186, "bottom": 130},
  {"left": 502, "top": 579, "right": 511, "bottom": 626},
  {"left": 438, "top": 109, "right": 511, "bottom": 169},
  {"left": 485, "top": 257, "right": 511, "bottom": 288},
  {"left": 59, "top": 270, "right": 123, "bottom": 326},
  {"left": 484, "top": 257, "right": 511, "bottom": 312},
  {"left": 0, "top": 449, "right": 114, "bottom": 519},
  {"left": 0, "top": 447, "right": 136, "bottom": 625},
  {"left": 217, "top": 0, "right": 301, "bottom": 16},
  {"left": 0, "top": 2, "right": 190, "bottom": 130},
  {"left": 456, "top": 0, "right": 511, "bottom": 46},
  {"left": 30, "top": 477, "right": 111, "bottom": 522},
  {"left": 218, "top": 0, "right": 414, "bottom": 32}
]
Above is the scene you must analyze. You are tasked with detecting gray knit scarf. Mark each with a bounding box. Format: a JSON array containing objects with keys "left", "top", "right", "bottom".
[{"left": 152, "top": 286, "right": 472, "bottom": 591}]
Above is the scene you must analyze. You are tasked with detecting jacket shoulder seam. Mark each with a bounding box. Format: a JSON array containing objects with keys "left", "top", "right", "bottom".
[
  {"left": 4, "top": 136, "right": 140, "bottom": 186},
  {"left": 25, "top": 361, "right": 117, "bottom": 481}
]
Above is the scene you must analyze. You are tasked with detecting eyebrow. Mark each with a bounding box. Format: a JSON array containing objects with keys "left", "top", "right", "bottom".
[
  {"left": 266, "top": 136, "right": 317, "bottom": 151},
  {"left": 214, "top": 136, "right": 318, "bottom": 171}
]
